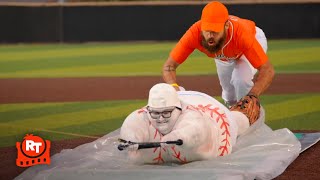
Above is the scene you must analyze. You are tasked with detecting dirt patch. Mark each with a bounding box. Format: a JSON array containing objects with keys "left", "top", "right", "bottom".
[
  {"left": 1, "top": 74, "right": 320, "bottom": 103},
  {"left": 0, "top": 137, "right": 96, "bottom": 180},
  {"left": 274, "top": 130, "right": 320, "bottom": 180},
  {"left": 0, "top": 74, "right": 319, "bottom": 179},
  {"left": 1, "top": 131, "right": 319, "bottom": 180}
]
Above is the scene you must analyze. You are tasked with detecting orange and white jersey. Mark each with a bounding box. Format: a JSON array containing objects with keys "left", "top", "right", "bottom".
[{"left": 170, "top": 15, "right": 268, "bottom": 68}]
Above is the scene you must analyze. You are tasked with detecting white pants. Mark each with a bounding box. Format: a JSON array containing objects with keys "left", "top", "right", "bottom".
[{"left": 215, "top": 27, "right": 268, "bottom": 103}]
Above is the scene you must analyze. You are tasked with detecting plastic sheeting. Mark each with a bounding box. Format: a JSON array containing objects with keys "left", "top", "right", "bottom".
[
  {"left": 16, "top": 92, "right": 301, "bottom": 180},
  {"left": 295, "top": 132, "right": 320, "bottom": 153}
]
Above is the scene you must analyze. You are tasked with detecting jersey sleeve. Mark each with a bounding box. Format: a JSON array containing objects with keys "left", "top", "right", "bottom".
[
  {"left": 169, "top": 21, "right": 201, "bottom": 64},
  {"left": 236, "top": 21, "right": 268, "bottom": 68},
  {"left": 243, "top": 38, "right": 268, "bottom": 68}
]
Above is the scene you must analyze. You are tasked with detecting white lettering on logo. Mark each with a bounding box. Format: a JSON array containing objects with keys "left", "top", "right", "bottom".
[{"left": 26, "top": 140, "right": 42, "bottom": 153}]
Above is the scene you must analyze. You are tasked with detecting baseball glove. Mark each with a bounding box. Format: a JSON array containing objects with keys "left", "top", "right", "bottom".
[{"left": 230, "top": 94, "right": 260, "bottom": 125}]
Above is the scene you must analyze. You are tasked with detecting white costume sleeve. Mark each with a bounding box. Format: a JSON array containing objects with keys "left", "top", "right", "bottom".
[
  {"left": 229, "top": 111, "right": 250, "bottom": 136},
  {"left": 120, "top": 109, "right": 149, "bottom": 142},
  {"left": 120, "top": 109, "right": 150, "bottom": 163}
]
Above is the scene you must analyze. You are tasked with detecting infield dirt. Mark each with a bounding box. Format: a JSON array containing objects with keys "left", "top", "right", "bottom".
[{"left": 0, "top": 74, "right": 319, "bottom": 180}]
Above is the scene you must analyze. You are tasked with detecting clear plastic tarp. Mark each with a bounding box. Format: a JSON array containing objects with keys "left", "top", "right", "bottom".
[{"left": 16, "top": 91, "right": 301, "bottom": 180}]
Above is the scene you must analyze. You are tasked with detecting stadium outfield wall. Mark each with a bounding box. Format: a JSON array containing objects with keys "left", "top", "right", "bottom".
[{"left": 0, "top": 2, "right": 319, "bottom": 43}]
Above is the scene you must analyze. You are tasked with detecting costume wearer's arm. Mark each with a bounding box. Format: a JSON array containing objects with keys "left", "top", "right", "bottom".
[
  {"left": 120, "top": 110, "right": 150, "bottom": 162},
  {"left": 230, "top": 111, "right": 250, "bottom": 136},
  {"left": 120, "top": 110, "right": 149, "bottom": 143},
  {"left": 162, "top": 56, "right": 180, "bottom": 90},
  {"left": 249, "top": 60, "right": 275, "bottom": 96}
]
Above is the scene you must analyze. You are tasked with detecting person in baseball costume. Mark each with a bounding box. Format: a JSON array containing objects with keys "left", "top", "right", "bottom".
[
  {"left": 162, "top": 1, "right": 275, "bottom": 107},
  {"left": 120, "top": 83, "right": 261, "bottom": 164}
]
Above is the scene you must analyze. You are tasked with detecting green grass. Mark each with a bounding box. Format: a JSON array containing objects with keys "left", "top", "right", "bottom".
[
  {"left": 0, "top": 93, "right": 319, "bottom": 147},
  {"left": 260, "top": 94, "right": 319, "bottom": 129},
  {"left": 0, "top": 40, "right": 319, "bottom": 148},
  {"left": 0, "top": 39, "right": 319, "bottom": 78},
  {"left": 0, "top": 100, "right": 147, "bottom": 147},
  {"left": 267, "top": 40, "right": 320, "bottom": 73}
]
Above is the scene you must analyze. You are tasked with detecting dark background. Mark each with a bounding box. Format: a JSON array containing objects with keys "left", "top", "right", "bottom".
[{"left": 0, "top": 3, "right": 319, "bottom": 43}]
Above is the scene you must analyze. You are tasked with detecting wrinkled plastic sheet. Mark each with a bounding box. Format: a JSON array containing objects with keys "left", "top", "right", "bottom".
[
  {"left": 16, "top": 123, "right": 301, "bottom": 180},
  {"left": 295, "top": 132, "right": 320, "bottom": 153}
]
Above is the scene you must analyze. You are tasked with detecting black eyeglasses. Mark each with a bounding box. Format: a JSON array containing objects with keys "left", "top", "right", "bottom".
[{"left": 147, "top": 106, "right": 181, "bottom": 119}]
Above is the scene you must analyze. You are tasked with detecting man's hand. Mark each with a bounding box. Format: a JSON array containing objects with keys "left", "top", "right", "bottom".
[
  {"left": 230, "top": 94, "right": 260, "bottom": 125},
  {"left": 162, "top": 56, "right": 180, "bottom": 90}
]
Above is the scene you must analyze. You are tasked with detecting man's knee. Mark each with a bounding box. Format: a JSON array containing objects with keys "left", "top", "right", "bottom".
[
  {"left": 230, "top": 77, "right": 254, "bottom": 101},
  {"left": 231, "top": 76, "right": 254, "bottom": 88}
]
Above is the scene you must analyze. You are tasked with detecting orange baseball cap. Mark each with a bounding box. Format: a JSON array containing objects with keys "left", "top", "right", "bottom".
[{"left": 201, "top": 1, "right": 229, "bottom": 32}]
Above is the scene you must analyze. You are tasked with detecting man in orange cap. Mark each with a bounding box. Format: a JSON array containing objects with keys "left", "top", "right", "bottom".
[{"left": 162, "top": 1, "right": 275, "bottom": 107}]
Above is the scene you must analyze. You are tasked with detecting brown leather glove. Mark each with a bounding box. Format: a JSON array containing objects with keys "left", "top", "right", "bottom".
[{"left": 230, "top": 94, "right": 260, "bottom": 125}]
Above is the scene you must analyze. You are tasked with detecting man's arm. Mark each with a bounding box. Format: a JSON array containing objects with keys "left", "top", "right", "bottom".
[
  {"left": 162, "top": 56, "right": 180, "bottom": 90},
  {"left": 162, "top": 22, "right": 200, "bottom": 89},
  {"left": 249, "top": 60, "right": 275, "bottom": 96}
]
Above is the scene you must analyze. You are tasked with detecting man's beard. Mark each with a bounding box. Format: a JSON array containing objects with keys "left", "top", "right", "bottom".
[{"left": 201, "top": 31, "right": 227, "bottom": 54}]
